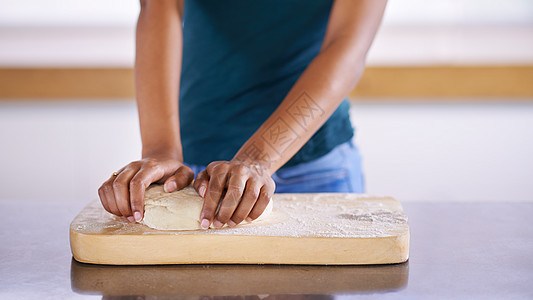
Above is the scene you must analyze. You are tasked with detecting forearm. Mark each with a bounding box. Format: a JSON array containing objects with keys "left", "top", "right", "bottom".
[
  {"left": 234, "top": 43, "right": 365, "bottom": 173},
  {"left": 233, "top": 0, "right": 387, "bottom": 174},
  {"left": 135, "top": 0, "right": 183, "bottom": 160}
]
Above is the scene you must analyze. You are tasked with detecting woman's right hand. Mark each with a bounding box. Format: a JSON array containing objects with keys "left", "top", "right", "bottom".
[{"left": 98, "top": 155, "right": 194, "bottom": 223}]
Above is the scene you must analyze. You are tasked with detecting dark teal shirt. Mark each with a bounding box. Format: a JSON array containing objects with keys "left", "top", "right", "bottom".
[{"left": 179, "top": 0, "right": 354, "bottom": 168}]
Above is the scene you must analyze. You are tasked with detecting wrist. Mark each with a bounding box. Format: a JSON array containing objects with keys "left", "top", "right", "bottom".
[
  {"left": 233, "top": 143, "right": 277, "bottom": 175},
  {"left": 231, "top": 157, "right": 273, "bottom": 177},
  {"left": 142, "top": 145, "right": 183, "bottom": 161}
]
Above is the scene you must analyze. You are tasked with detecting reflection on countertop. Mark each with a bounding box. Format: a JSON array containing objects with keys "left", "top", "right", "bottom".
[{"left": 71, "top": 259, "right": 408, "bottom": 298}]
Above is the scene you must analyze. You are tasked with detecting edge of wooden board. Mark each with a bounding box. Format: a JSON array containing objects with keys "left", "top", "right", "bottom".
[
  {"left": 1, "top": 66, "right": 533, "bottom": 99},
  {"left": 70, "top": 229, "right": 410, "bottom": 265}
]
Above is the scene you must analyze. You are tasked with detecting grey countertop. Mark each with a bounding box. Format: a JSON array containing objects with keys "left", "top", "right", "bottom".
[{"left": 1, "top": 199, "right": 532, "bottom": 299}]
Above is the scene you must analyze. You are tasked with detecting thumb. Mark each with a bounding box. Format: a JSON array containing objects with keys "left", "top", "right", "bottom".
[{"left": 163, "top": 167, "right": 194, "bottom": 193}]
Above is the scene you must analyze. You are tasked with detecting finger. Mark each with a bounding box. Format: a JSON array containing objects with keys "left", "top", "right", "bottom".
[
  {"left": 214, "top": 172, "right": 246, "bottom": 227},
  {"left": 112, "top": 167, "right": 139, "bottom": 218},
  {"left": 200, "top": 165, "right": 229, "bottom": 229},
  {"left": 98, "top": 164, "right": 134, "bottom": 217},
  {"left": 193, "top": 170, "right": 210, "bottom": 198},
  {"left": 98, "top": 184, "right": 112, "bottom": 214},
  {"left": 229, "top": 179, "right": 261, "bottom": 226},
  {"left": 129, "top": 166, "right": 165, "bottom": 222},
  {"left": 205, "top": 161, "right": 223, "bottom": 174},
  {"left": 164, "top": 166, "right": 195, "bottom": 193},
  {"left": 198, "top": 161, "right": 222, "bottom": 197},
  {"left": 247, "top": 184, "right": 273, "bottom": 221},
  {"left": 99, "top": 178, "right": 122, "bottom": 216}
]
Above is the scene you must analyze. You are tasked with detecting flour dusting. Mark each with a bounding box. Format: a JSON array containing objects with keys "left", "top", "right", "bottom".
[{"left": 73, "top": 193, "right": 409, "bottom": 238}]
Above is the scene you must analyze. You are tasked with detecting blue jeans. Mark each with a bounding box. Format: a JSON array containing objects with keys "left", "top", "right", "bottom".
[{"left": 185, "top": 140, "right": 365, "bottom": 193}]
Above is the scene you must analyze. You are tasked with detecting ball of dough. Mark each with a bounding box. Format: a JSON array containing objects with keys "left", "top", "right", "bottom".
[{"left": 142, "top": 185, "right": 273, "bottom": 230}]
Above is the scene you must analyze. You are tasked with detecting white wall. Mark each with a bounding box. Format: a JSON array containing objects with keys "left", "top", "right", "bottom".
[
  {"left": 383, "top": 0, "right": 533, "bottom": 25},
  {"left": 0, "top": 0, "right": 139, "bottom": 27},
  {"left": 0, "top": 101, "right": 531, "bottom": 202},
  {"left": 351, "top": 101, "right": 533, "bottom": 202},
  {"left": 0, "top": 101, "right": 141, "bottom": 203},
  {"left": 1, "top": 0, "right": 532, "bottom": 26}
]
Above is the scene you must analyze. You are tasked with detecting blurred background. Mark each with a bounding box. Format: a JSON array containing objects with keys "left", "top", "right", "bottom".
[{"left": 0, "top": 0, "right": 532, "bottom": 203}]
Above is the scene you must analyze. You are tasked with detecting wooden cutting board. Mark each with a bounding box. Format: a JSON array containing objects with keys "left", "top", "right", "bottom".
[{"left": 70, "top": 193, "right": 409, "bottom": 265}]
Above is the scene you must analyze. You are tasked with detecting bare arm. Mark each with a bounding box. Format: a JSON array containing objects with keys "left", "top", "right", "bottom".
[
  {"left": 98, "top": 0, "right": 193, "bottom": 223},
  {"left": 136, "top": 0, "right": 183, "bottom": 160},
  {"left": 194, "top": 0, "right": 388, "bottom": 228}
]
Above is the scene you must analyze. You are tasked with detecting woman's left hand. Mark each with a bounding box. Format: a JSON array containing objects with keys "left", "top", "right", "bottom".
[{"left": 193, "top": 160, "right": 275, "bottom": 229}]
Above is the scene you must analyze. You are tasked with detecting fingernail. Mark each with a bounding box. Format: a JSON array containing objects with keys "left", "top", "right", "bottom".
[
  {"left": 134, "top": 211, "right": 142, "bottom": 222},
  {"left": 227, "top": 220, "right": 236, "bottom": 227},
  {"left": 245, "top": 217, "right": 253, "bottom": 222},
  {"left": 199, "top": 185, "right": 206, "bottom": 198},
  {"left": 200, "top": 219, "right": 210, "bottom": 229},
  {"left": 127, "top": 216, "right": 135, "bottom": 223},
  {"left": 164, "top": 181, "right": 177, "bottom": 193},
  {"left": 213, "top": 220, "right": 223, "bottom": 228}
]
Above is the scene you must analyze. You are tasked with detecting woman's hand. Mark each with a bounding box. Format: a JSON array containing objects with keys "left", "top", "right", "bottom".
[
  {"left": 98, "top": 155, "right": 194, "bottom": 223},
  {"left": 193, "top": 160, "right": 275, "bottom": 229}
]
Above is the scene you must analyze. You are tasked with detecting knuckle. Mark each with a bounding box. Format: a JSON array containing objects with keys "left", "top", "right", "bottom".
[
  {"left": 206, "top": 161, "right": 221, "bottom": 172},
  {"left": 206, "top": 188, "right": 221, "bottom": 199},
  {"left": 223, "top": 195, "right": 240, "bottom": 208},
  {"left": 208, "top": 196, "right": 222, "bottom": 206},
  {"left": 112, "top": 179, "right": 124, "bottom": 190},
  {"left": 211, "top": 163, "right": 228, "bottom": 174},
  {"left": 114, "top": 203, "right": 128, "bottom": 214},
  {"left": 210, "top": 176, "right": 225, "bottom": 188},
  {"left": 117, "top": 200, "right": 130, "bottom": 210},
  {"left": 129, "top": 178, "right": 144, "bottom": 190},
  {"left": 225, "top": 189, "right": 243, "bottom": 203},
  {"left": 232, "top": 164, "right": 247, "bottom": 175},
  {"left": 131, "top": 195, "right": 142, "bottom": 206},
  {"left": 208, "top": 180, "right": 220, "bottom": 191},
  {"left": 247, "top": 188, "right": 260, "bottom": 200},
  {"left": 102, "top": 184, "right": 113, "bottom": 194},
  {"left": 143, "top": 160, "right": 158, "bottom": 169},
  {"left": 227, "top": 182, "right": 244, "bottom": 193},
  {"left": 129, "top": 161, "right": 142, "bottom": 169},
  {"left": 259, "top": 189, "right": 270, "bottom": 199}
]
